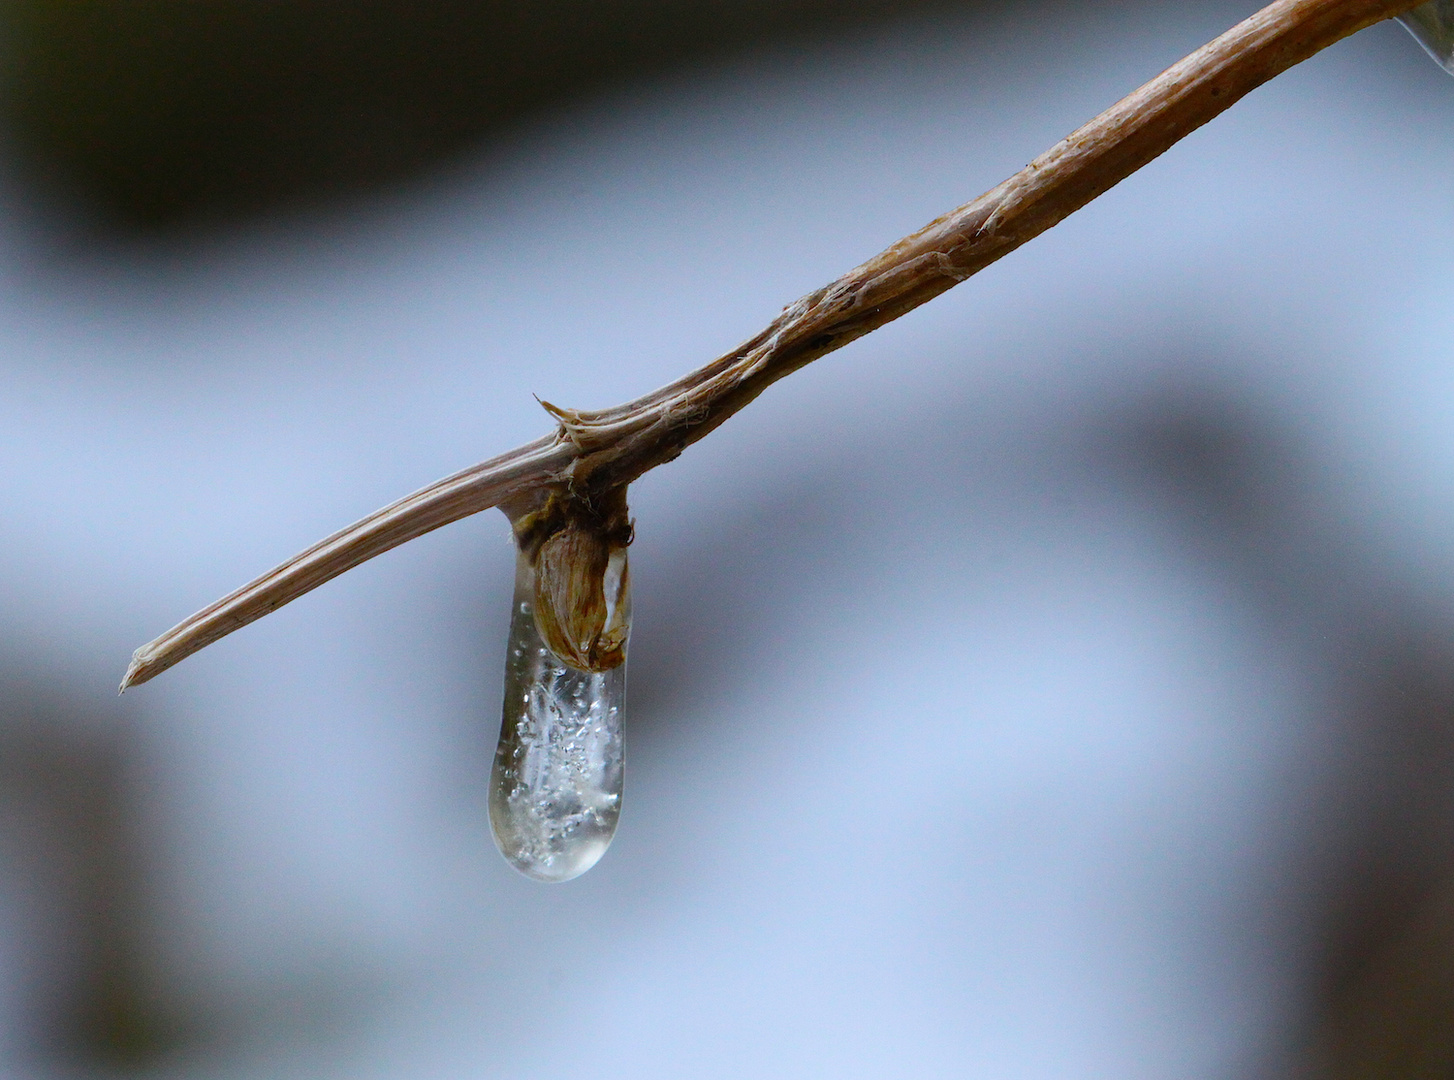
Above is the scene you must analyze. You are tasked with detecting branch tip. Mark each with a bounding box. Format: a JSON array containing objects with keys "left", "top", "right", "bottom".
[{"left": 119, "top": 653, "right": 146, "bottom": 694}]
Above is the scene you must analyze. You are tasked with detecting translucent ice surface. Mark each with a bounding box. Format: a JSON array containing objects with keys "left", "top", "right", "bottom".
[
  {"left": 488, "top": 550, "right": 627, "bottom": 882},
  {"left": 1401, "top": 0, "right": 1454, "bottom": 73}
]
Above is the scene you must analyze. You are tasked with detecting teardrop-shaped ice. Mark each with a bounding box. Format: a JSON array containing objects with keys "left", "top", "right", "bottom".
[
  {"left": 489, "top": 549, "right": 627, "bottom": 882},
  {"left": 1401, "top": 0, "right": 1454, "bottom": 74}
]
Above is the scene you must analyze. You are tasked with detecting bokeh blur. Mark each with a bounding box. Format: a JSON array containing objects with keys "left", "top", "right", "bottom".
[{"left": 1, "top": 0, "right": 1453, "bottom": 1076}]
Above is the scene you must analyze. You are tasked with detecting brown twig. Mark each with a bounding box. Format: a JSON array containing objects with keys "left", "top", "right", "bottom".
[{"left": 121, "top": 0, "right": 1423, "bottom": 691}]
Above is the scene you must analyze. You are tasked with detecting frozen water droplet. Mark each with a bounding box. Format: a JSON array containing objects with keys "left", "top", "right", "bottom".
[
  {"left": 489, "top": 549, "right": 628, "bottom": 882},
  {"left": 1401, "top": 1, "right": 1454, "bottom": 74}
]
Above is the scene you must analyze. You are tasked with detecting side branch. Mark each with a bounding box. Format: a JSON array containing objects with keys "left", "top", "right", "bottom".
[{"left": 121, "top": 0, "right": 1421, "bottom": 690}]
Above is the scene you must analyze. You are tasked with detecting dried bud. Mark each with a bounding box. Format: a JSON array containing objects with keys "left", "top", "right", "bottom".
[{"left": 511, "top": 487, "right": 632, "bottom": 672}]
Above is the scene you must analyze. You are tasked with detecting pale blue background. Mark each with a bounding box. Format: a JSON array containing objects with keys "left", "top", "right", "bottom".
[{"left": 1, "top": 3, "right": 1451, "bottom": 1076}]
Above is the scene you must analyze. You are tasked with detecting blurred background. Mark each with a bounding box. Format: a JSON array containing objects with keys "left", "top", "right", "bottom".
[{"left": 0, "top": 0, "right": 1452, "bottom": 1075}]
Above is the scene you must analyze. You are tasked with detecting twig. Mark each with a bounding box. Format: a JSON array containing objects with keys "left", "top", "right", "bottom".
[{"left": 121, "top": 0, "right": 1423, "bottom": 691}]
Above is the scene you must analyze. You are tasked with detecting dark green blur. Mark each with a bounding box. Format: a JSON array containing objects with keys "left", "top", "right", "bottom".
[{"left": 0, "top": 0, "right": 961, "bottom": 230}]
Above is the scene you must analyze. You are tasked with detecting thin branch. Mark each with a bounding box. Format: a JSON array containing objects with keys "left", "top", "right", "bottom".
[{"left": 121, "top": 0, "right": 1423, "bottom": 691}]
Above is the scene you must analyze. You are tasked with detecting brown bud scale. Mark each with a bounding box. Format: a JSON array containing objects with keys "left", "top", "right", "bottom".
[{"left": 511, "top": 486, "right": 632, "bottom": 672}]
